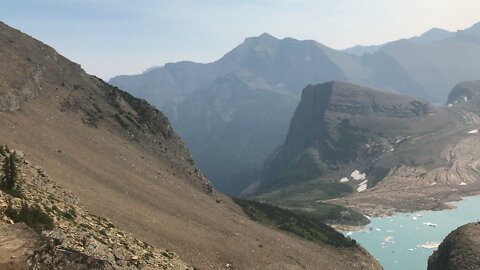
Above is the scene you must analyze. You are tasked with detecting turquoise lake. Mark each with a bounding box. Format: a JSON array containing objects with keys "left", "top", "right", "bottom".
[{"left": 346, "top": 195, "right": 480, "bottom": 270}]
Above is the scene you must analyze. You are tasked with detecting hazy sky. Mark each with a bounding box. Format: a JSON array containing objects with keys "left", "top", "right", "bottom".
[{"left": 1, "top": 0, "right": 479, "bottom": 80}]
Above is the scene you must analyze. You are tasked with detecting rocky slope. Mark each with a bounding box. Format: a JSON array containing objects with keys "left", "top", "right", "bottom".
[
  {"left": 428, "top": 222, "right": 480, "bottom": 270},
  {"left": 0, "top": 149, "right": 191, "bottom": 269},
  {"left": 0, "top": 22, "right": 382, "bottom": 269},
  {"left": 248, "top": 81, "right": 480, "bottom": 215},
  {"left": 110, "top": 22, "right": 480, "bottom": 194}
]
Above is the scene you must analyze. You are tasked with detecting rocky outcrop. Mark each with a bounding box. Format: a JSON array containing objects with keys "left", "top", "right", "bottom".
[
  {"left": 0, "top": 150, "right": 192, "bottom": 270},
  {"left": 428, "top": 222, "right": 480, "bottom": 270},
  {"left": 447, "top": 80, "right": 480, "bottom": 122},
  {"left": 248, "top": 80, "right": 480, "bottom": 216},
  {"left": 250, "top": 81, "right": 443, "bottom": 200}
]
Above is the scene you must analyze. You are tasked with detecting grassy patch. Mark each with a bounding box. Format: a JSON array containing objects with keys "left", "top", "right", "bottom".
[
  {"left": 233, "top": 198, "right": 357, "bottom": 247},
  {"left": 279, "top": 200, "right": 369, "bottom": 226}
]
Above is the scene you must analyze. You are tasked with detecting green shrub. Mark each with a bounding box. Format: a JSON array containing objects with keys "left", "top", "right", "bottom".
[
  {"left": 0, "top": 150, "right": 21, "bottom": 197},
  {"left": 5, "top": 203, "right": 54, "bottom": 233}
]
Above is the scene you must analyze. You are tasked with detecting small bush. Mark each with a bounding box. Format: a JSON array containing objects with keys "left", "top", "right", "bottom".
[{"left": 5, "top": 203, "right": 54, "bottom": 233}]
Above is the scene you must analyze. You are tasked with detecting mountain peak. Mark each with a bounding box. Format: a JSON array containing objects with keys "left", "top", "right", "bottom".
[
  {"left": 243, "top": 33, "right": 279, "bottom": 44},
  {"left": 410, "top": 27, "right": 454, "bottom": 44},
  {"left": 258, "top": 32, "right": 278, "bottom": 40}
]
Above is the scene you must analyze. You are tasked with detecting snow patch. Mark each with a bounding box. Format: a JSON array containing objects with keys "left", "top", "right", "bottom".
[
  {"left": 339, "top": 177, "right": 349, "bottom": 183},
  {"left": 447, "top": 104, "right": 453, "bottom": 107},
  {"left": 357, "top": 180, "right": 368, "bottom": 192},
  {"left": 351, "top": 170, "right": 366, "bottom": 180},
  {"left": 468, "top": 129, "right": 478, "bottom": 134},
  {"left": 465, "top": 96, "right": 469, "bottom": 102},
  {"left": 460, "top": 181, "right": 467, "bottom": 186}
]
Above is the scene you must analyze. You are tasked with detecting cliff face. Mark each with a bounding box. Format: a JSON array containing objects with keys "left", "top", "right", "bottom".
[
  {"left": 250, "top": 81, "right": 480, "bottom": 216},
  {"left": 253, "top": 81, "right": 442, "bottom": 199},
  {"left": 447, "top": 80, "right": 480, "bottom": 119},
  {"left": 428, "top": 222, "right": 480, "bottom": 270}
]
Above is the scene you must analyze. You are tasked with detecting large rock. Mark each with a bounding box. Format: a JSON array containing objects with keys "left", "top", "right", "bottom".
[{"left": 428, "top": 222, "right": 480, "bottom": 270}]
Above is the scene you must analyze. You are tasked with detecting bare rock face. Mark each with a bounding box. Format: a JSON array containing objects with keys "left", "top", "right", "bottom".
[
  {"left": 250, "top": 81, "right": 443, "bottom": 199},
  {"left": 428, "top": 222, "right": 480, "bottom": 270},
  {"left": 446, "top": 80, "right": 480, "bottom": 123},
  {"left": 0, "top": 222, "right": 114, "bottom": 270}
]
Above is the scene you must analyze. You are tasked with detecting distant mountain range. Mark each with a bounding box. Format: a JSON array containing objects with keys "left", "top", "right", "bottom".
[{"left": 110, "top": 22, "right": 480, "bottom": 194}]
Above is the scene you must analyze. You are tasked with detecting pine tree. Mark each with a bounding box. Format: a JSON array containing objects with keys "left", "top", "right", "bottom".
[
  {"left": 1, "top": 155, "right": 10, "bottom": 189},
  {"left": 0, "top": 145, "right": 6, "bottom": 157},
  {"left": 5, "top": 153, "right": 17, "bottom": 190},
  {"left": 1, "top": 152, "right": 18, "bottom": 191}
]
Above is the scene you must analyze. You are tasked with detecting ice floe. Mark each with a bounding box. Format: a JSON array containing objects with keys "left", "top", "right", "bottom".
[
  {"left": 340, "top": 177, "right": 349, "bottom": 183},
  {"left": 468, "top": 129, "right": 478, "bottom": 134},
  {"left": 421, "top": 242, "right": 440, "bottom": 249},
  {"left": 422, "top": 222, "right": 438, "bottom": 227},
  {"left": 351, "top": 170, "right": 366, "bottom": 180},
  {"left": 411, "top": 216, "right": 418, "bottom": 221},
  {"left": 384, "top": 236, "right": 395, "bottom": 244}
]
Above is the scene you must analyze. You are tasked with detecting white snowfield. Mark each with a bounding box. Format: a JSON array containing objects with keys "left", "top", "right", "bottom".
[
  {"left": 357, "top": 180, "right": 368, "bottom": 192},
  {"left": 468, "top": 129, "right": 478, "bottom": 134},
  {"left": 351, "top": 170, "right": 366, "bottom": 180}
]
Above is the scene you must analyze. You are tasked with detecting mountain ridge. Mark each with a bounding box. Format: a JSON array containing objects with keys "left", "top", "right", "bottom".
[
  {"left": 109, "top": 21, "right": 480, "bottom": 193},
  {"left": 0, "top": 21, "right": 382, "bottom": 269}
]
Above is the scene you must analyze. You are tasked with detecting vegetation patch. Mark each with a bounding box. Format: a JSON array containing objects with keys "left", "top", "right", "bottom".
[
  {"left": 0, "top": 145, "right": 22, "bottom": 197},
  {"left": 279, "top": 200, "right": 369, "bottom": 226},
  {"left": 5, "top": 203, "right": 54, "bottom": 233},
  {"left": 233, "top": 198, "right": 357, "bottom": 247}
]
